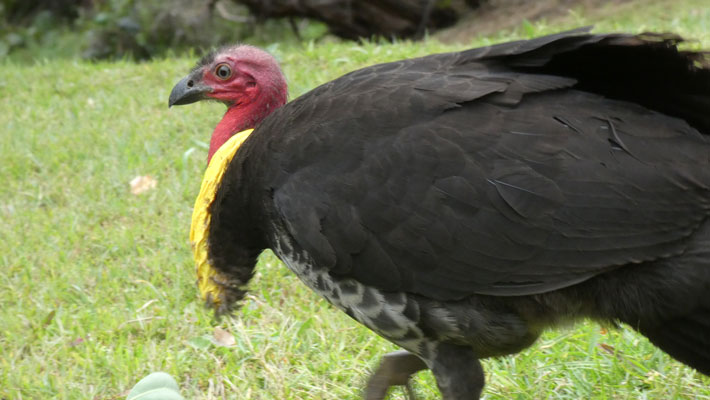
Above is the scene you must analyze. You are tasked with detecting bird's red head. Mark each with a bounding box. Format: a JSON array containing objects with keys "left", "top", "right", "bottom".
[{"left": 169, "top": 45, "right": 288, "bottom": 162}]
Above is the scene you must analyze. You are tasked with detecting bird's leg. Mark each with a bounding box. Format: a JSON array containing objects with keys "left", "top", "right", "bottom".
[
  {"left": 404, "top": 380, "right": 417, "bottom": 400},
  {"left": 429, "top": 343, "right": 485, "bottom": 400},
  {"left": 364, "top": 350, "right": 428, "bottom": 400}
]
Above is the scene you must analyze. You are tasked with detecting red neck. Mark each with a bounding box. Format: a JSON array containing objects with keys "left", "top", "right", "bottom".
[
  {"left": 207, "top": 80, "right": 287, "bottom": 163},
  {"left": 208, "top": 105, "right": 256, "bottom": 163}
]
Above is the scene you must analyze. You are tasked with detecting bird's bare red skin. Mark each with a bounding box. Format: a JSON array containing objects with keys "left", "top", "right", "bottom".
[{"left": 201, "top": 46, "right": 288, "bottom": 162}]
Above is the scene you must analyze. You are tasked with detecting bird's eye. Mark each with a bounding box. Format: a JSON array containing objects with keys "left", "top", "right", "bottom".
[{"left": 215, "top": 63, "right": 232, "bottom": 80}]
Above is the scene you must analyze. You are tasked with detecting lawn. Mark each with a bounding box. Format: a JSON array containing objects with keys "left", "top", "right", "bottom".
[{"left": 1, "top": 0, "right": 709, "bottom": 398}]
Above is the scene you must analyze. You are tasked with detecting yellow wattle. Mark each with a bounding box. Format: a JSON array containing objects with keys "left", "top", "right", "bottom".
[{"left": 190, "top": 129, "right": 254, "bottom": 308}]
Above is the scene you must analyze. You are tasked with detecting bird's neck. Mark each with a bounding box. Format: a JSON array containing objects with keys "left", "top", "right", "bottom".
[
  {"left": 208, "top": 88, "right": 287, "bottom": 163},
  {"left": 208, "top": 105, "right": 256, "bottom": 163}
]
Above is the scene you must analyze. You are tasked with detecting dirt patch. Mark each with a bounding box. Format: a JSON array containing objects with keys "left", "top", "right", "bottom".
[{"left": 435, "top": 0, "right": 634, "bottom": 43}]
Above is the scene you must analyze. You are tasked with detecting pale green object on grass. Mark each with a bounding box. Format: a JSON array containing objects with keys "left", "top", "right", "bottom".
[{"left": 127, "top": 372, "right": 184, "bottom": 400}]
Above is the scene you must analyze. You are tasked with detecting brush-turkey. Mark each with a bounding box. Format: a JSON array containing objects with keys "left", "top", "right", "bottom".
[{"left": 169, "top": 28, "right": 710, "bottom": 399}]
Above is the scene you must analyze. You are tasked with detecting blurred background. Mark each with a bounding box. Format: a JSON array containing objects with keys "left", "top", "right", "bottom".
[{"left": 1, "top": 0, "right": 684, "bottom": 62}]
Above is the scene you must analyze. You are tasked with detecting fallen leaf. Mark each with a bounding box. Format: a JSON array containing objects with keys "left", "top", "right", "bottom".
[
  {"left": 598, "top": 343, "right": 617, "bottom": 356},
  {"left": 213, "top": 326, "right": 236, "bottom": 347},
  {"left": 130, "top": 175, "right": 157, "bottom": 195},
  {"left": 127, "top": 372, "right": 184, "bottom": 400}
]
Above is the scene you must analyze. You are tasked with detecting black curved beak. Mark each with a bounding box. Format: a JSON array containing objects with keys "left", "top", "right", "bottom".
[{"left": 168, "top": 73, "right": 211, "bottom": 107}]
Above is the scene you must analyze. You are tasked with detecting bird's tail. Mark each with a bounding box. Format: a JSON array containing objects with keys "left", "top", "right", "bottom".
[{"left": 638, "top": 298, "right": 710, "bottom": 376}]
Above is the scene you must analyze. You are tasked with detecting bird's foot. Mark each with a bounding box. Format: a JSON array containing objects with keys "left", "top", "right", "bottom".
[{"left": 364, "top": 350, "right": 428, "bottom": 400}]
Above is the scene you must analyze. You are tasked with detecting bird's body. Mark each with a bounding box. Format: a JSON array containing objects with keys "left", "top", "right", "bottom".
[{"left": 171, "top": 29, "right": 710, "bottom": 398}]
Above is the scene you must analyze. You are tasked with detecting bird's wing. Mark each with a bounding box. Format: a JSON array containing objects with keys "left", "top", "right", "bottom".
[{"left": 262, "top": 31, "right": 710, "bottom": 300}]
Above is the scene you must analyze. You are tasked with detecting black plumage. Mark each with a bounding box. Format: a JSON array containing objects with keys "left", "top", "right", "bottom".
[{"left": 171, "top": 29, "right": 710, "bottom": 399}]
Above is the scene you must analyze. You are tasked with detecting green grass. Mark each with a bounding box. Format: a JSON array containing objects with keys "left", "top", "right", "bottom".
[{"left": 1, "top": 0, "right": 710, "bottom": 398}]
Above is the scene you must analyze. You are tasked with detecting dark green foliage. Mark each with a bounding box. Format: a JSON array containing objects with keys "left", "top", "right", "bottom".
[
  {"left": 0, "top": 3, "right": 76, "bottom": 58},
  {"left": 81, "top": 0, "right": 244, "bottom": 60},
  {"left": 1, "top": 0, "right": 327, "bottom": 60},
  {"left": 2, "top": 0, "right": 81, "bottom": 22}
]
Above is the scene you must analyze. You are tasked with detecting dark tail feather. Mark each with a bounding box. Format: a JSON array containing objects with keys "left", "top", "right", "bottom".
[{"left": 639, "top": 304, "right": 710, "bottom": 376}]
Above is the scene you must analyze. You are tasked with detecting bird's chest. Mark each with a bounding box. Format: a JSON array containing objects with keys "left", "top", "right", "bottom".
[{"left": 270, "top": 227, "right": 429, "bottom": 352}]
